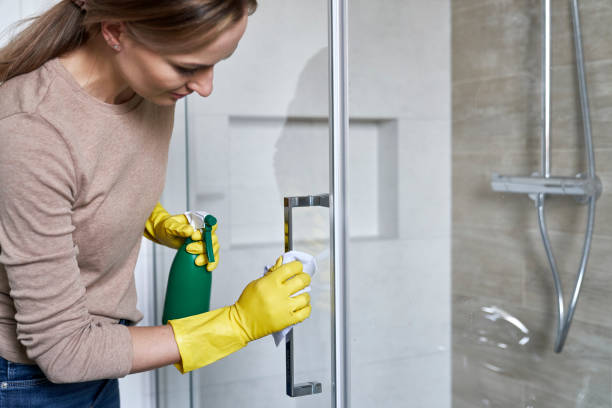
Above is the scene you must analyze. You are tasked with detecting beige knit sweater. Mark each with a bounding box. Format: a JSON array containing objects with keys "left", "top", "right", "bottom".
[{"left": 0, "top": 59, "right": 174, "bottom": 383}]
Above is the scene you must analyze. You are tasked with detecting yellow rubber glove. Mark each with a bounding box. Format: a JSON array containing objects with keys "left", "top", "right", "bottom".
[
  {"left": 168, "top": 257, "right": 311, "bottom": 373},
  {"left": 144, "top": 202, "right": 194, "bottom": 249},
  {"left": 143, "top": 203, "right": 220, "bottom": 271},
  {"left": 185, "top": 225, "right": 220, "bottom": 271}
]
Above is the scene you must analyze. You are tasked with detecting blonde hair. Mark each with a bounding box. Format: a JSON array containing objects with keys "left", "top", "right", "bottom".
[{"left": 0, "top": 0, "right": 257, "bottom": 83}]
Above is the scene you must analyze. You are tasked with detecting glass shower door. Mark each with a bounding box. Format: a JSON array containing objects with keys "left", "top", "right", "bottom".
[
  {"left": 155, "top": 1, "right": 335, "bottom": 406},
  {"left": 155, "top": 1, "right": 452, "bottom": 407},
  {"left": 345, "top": 1, "right": 451, "bottom": 407}
]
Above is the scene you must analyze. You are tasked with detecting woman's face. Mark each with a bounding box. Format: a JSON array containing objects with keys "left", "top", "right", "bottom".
[{"left": 113, "top": 15, "right": 248, "bottom": 106}]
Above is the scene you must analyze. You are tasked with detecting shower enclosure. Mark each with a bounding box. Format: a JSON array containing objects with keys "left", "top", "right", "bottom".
[
  {"left": 152, "top": 0, "right": 612, "bottom": 406},
  {"left": 153, "top": 0, "right": 450, "bottom": 406}
]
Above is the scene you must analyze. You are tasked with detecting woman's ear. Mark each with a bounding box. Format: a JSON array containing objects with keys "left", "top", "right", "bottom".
[{"left": 100, "top": 21, "right": 126, "bottom": 51}]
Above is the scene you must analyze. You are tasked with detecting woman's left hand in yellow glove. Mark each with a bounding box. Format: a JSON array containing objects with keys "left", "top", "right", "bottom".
[
  {"left": 185, "top": 225, "right": 219, "bottom": 271},
  {"left": 144, "top": 203, "right": 220, "bottom": 271}
]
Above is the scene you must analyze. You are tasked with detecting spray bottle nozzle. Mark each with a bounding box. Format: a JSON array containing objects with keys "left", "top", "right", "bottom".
[
  {"left": 204, "top": 214, "right": 217, "bottom": 227},
  {"left": 203, "top": 215, "right": 217, "bottom": 263}
]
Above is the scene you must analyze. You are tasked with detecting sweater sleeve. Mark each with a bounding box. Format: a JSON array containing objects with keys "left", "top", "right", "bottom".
[{"left": 0, "top": 113, "right": 134, "bottom": 383}]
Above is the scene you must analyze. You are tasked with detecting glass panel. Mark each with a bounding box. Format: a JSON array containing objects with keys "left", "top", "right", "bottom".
[
  {"left": 347, "top": 1, "right": 452, "bottom": 407},
  {"left": 154, "top": 1, "right": 612, "bottom": 408},
  {"left": 156, "top": 1, "right": 332, "bottom": 406}
]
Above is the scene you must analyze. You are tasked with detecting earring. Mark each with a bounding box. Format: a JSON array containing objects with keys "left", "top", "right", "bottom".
[{"left": 113, "top": 44, "right": 121, "bottom": 51}]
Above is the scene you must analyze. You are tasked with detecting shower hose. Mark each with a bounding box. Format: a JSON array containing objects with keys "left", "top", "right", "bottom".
[{"left": 536, "top": 0, "right": 599, "bottom": 353}]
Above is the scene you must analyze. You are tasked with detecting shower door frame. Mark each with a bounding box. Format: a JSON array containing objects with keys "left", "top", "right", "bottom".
[{"left": 328, "top": 0, "right": 350, "bottom": 406}]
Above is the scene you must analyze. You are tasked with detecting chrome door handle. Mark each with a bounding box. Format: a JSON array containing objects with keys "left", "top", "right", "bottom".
[{"left": 283, "top": 194, "right": 328, "bottom": 397}]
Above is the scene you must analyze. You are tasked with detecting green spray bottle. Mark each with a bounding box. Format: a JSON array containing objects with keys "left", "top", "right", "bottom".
[{"left": 162, "top": 213, "right": 217, "bottom": 324}]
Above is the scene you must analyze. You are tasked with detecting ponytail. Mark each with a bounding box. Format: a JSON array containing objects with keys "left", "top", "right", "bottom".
[{"left": 0, "top": 0, "right": 88, "bottom": 83}]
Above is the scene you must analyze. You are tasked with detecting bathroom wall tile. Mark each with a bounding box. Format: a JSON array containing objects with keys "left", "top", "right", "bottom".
[
  {"left": 226, "top": 117, "right": 293, "bottom": 246},
  {"left": 549, "top": 114, "right": 612, "bottom": 153},
  {"left": 453, "top": 60, "right": 612, "bottom": 155},
  {"left": 190, "top": 0, "right": 450, "bottom": 121},
  {"left": 549, "top": 60, "right": 612, "bottom": 151},
  {"left": 550, "top": 0, "right": 612, "bottom": 67},
  {"left": 453, "top": 296, "right": 612, "bottom": 406},
  {"left": 452, "top": 227, "right": 524, "bottom": 304},
  {"left": 595, "top": 150, "right": 612, "bottom": 225},
  {"left": 523, "top": 384, "right": 607, "bottom": 408},
  {"left": 452, "top": 0, "right": 539, "bottom": 83},
  {"left": 398, "top": 119, "right": 451, "bottom": 240},
  {"left": 516, "top": 318, "right": 612, "bottom": 407},
  {"left": 526, "top": 366, "right": 612, "bottom": 408},
  {"left": 453, "top": 7, "right": 612, "bottom": 154},
  {"left": 452, "top": 112, "right": 542, "bottom": 155},
  {"left": 352, "top": 353, "right": 450, "bottom": 408},
  {"left": 187, "top": 0, "right": 329, "bottom": 118},
  {"left": 350, "top": 238, "right": 450, "bottom": 361},
  {"left": 349, "top": 237, "right": 450, "bottom": 406},
  {"left": 453, "top": 350, "right": 525, "bottom": 408},
  {"left": 586, "top": 60, "right": 612, "bottom": 126},
  {"left": 187, "top": 114, "right": 230, "bottom": 196},
  {"left": 451, "top": 0, "right": 488, "bottom": 15},
  {"left": 348, "top": 0, "right": 451, "bottom": 120},
  {"left": 453, "top": 74, "right": 540, "bottom": 125},
  {"left": 452, "top": 0, "right": 612, "bottom": 76},
  {"left": 550, "top": 60, "right": 612, "bottom": 130}
]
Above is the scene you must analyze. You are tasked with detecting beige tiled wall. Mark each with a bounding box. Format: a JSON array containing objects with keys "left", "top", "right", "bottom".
[{"left": 452, "top": 0, "right": 612, "bottom": 406}]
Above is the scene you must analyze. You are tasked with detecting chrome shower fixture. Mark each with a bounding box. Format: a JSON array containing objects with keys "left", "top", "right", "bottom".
[{"left": 490, "top": 0, "right": 602, "bottom": 353}]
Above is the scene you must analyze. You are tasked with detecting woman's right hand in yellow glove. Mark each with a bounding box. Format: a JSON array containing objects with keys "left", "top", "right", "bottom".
[
  {"left": 168, "top": 256, "right": 311, "bottom": 373},
  {"left": 232, "top": 257, "right": 311, "bottom": 341}
]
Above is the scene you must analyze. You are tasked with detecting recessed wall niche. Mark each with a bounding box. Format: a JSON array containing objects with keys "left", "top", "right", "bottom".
[{"left": 188, "top": 115, "right": 399, "bottom": 248}]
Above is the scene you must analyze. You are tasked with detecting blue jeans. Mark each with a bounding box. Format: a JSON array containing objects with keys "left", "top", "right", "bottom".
[{"left": 0, "top": 357, "right": 119, "bottom": 407}]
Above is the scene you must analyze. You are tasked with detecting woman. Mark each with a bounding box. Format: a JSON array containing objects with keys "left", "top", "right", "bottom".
[{"left": 0, "top": 0, "right": 312, "bottom": 406}]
